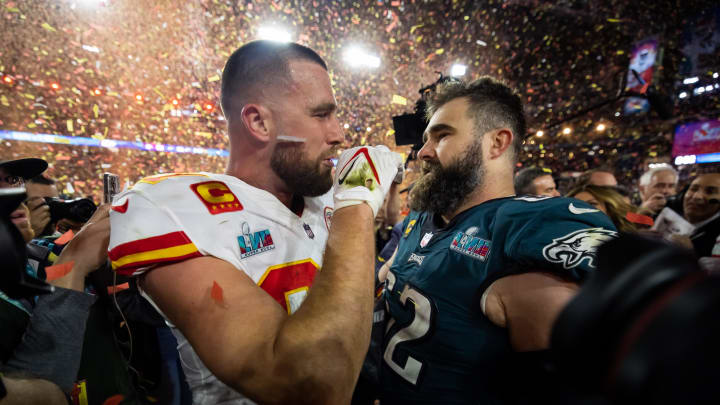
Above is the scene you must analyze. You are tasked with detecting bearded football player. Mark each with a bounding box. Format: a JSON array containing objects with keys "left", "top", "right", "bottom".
[
  {"left": 108, "top": 40, "right": 402, "bottom": 405},
  {"left": 373, "top": 77, "right": 617, "bottom": 404}
]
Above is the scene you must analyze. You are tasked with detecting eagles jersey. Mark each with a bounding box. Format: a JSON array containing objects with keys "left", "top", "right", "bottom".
[
  {"left": 379, "top": 196, "right": 617, "bottom": 404},
  {"left": 108, "top": 172, "right": 334, "bottom": 405}
]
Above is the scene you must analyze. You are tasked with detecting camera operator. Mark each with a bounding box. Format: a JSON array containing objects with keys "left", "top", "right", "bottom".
[
  {"left": 26, "top": 174, "right": 95, "bottom": 239},
  {"left": 0, "top": 158, "right": 110, "bottom": 395},
  {"left": 24, "top": 174, "right": 59, "bottom": 238}
]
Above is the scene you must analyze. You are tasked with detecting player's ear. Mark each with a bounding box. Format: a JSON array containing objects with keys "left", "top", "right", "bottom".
[
  {"left": 240, "top": 103, "right": 274, "bottom": 144},
  {"left": 487, "top": 128, "right": 514, "bottom": 160}
]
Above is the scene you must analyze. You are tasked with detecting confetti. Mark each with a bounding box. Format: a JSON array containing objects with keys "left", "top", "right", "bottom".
[
  {"left": 45, "top": 261, "right": 74, "bottom": 281},
  {"left": 54, "top": 229, "right": 75, "bottom": 245},
  {"left": 211, "top": 281, "right": 224, "bottom": 303},
  {"left": 0, "top": 0, "right": 714, "bottom": 201},
  {"left": 107, "top": 282, "right": 130, "bottom": 295}
]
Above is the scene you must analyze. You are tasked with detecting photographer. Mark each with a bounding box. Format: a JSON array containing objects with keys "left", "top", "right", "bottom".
[
  {"left": 25, "top": 174, "right": 96, "bottom": 240},
  {"left": 24, "top": 174, "right": 59, "bottom": 238},
  {"left": 0, "top": 158, "right": 110, "bottom": 394}
]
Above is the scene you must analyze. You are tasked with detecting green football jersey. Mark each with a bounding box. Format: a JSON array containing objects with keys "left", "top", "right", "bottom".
[{"left": 379, "top": 196, "right": 617, "bottom": 404}]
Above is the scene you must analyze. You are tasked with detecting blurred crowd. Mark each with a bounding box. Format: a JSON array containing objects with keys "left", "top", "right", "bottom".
[{"left": 1, "top": 0, "right": 719, "bottom": 198}]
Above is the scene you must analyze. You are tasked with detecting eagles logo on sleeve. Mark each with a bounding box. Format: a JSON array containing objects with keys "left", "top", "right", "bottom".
[{"left": 542, "top": 227, "right": 618, "bottom": 269}]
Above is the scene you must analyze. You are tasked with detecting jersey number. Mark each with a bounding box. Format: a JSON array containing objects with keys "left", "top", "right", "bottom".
[
  {"left": 383, "top": 271, "right": 435, "bottom": 385},
  {"left": 258, "top": 259, "right": 319, "bottom": 314}
]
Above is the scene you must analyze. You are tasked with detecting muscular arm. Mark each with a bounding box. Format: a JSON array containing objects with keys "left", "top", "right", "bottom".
[
  {"left": 482, "top": 272, "right": 579, "bottom": 352},
  {"left": 141, "top": 205, "right": 376, "bottom": 404}
]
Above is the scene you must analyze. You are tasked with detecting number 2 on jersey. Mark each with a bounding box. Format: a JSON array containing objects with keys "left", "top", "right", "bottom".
[{"left": 383, "top": 271, "right": 435, "bottom": 385}]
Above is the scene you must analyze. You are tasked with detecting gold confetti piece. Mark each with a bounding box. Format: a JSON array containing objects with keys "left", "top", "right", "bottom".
[
  {"left": 391, "top": 94, "right": 407, "bottom": 105},
  {"left": 67, "top": 120, "right": 74, "bottom": 132},
  {"left": 208, "top": 75, "right": 220, "bottom": 82},
  {"left": 41, "top": 22, "right": 57, "bottom": 32}
]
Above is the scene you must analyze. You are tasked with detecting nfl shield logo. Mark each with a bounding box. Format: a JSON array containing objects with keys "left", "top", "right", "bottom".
[
  {"left": 420, "top": 232, "right": 433, "bottom": 247},
  {"left": 303, "top": 223, "right": 315, "bottom": 239}
]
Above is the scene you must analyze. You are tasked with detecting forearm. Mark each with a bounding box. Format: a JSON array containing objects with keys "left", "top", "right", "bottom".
[
  {"left": 0, "top": 376, "right": 67, "bottom": 405},
  {"left": 1, "top": 288, "right": 96, "bottom": 392},
  {"left": 271, "top": 204, "right": 376, "bottom": 402},
  {"left": 49, "top": 247, "right": 90, "bottom": 292},
  {"left": 385, "top": 183, "right": 401, "bottom": 226}
]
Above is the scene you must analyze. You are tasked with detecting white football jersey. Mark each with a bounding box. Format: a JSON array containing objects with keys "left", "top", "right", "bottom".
[{"left": 108, "top": 172, "right": 334, "bottom": 405}]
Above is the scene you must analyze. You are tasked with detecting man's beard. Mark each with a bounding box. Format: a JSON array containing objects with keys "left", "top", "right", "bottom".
[
  {"left": 409, "top": 139, "right": 485, "bottom": 216},
  {"left": 271, "top": 144, "right": 334, "bottom": 197}
]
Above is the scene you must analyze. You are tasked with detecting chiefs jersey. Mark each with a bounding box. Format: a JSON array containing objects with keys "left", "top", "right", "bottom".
[{"left": 108, "top": 172, "right": 334, "bottom": 405}]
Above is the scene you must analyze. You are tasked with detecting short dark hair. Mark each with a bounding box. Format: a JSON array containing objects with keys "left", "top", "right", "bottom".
[
  {"left": 220, "top": 40, "right": 328, "bottom": 122},
  {"left": 28, "top": 174, "right": 55, "bottom": 185},
  {"left": 576, "top": 168, "right": 615, "bottom": 187},
  {"left": 514, "top": 167, "right": 551, "bottom": 195},
  {"left": 426, "top": 76, "right": 526, "bottom": 161}
]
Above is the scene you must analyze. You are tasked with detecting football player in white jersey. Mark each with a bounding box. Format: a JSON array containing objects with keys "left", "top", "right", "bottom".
[{"left": 108, "top": 41, "right": 402, "bottom": 404}]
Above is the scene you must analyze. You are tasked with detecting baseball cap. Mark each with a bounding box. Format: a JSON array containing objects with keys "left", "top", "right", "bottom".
[{"left": 0, "top": 158, "right": 48, "bottom": 179}]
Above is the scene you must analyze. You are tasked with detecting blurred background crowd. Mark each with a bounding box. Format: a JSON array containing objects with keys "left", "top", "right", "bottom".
[{"left": 0, "top": 0, "right": 718, "bottom": 201}]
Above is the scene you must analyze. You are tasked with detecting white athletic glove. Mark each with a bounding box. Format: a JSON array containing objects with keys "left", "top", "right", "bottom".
[{"left": 333, "top": 145, "right": 404, "bottom": 217}]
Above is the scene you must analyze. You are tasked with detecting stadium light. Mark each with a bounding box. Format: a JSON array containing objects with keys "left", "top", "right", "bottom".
[
  {"left": 679, "top": 91, "right": 688, "bottom": 99},
  {"left": 562, "top": 127, "right": 572, "bottom": 135},
  {"left": 76, "top": 0, "right": 105, "bottom": 6},
  {"left": 683, "top": 77, "right": 699, "bottom": 85},
  {"left": 714, "top": 72, "right": 719, "bottom": 79},
  {"left": 596, "top": 123, "right": 606, "bottom": 132},
  {"left": 536, "top": 130, "right": 544, "bottom": 137},
  {"left": 450, "top": 64, "right": 467, "bottom": 77},
  {"left": 343, "top": 46, "right": 380, "bottom": 69},
  {"left": 257, "top": 26, "right": 292, "bottom": 43}
]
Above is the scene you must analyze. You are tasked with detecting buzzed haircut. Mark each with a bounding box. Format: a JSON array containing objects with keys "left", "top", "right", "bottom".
[
  {"left": 220, "top": 40, "right": 328, "bottom": 121},
  {"left": 425, "top": 76, "right": 526, "bottom": 161},
  {"left": 514, "top": 167, "right": 550, "bottom": 195}
]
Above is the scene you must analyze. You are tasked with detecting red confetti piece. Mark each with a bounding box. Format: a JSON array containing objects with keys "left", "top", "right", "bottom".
[
  {"left": 102, "top": 395, "right": 125, "bottom": 405},
  {"left": 107, "top": 282, "right": 130, "bottom": 295},
  {"left": 211, "top": 281, "right": 224, "bottom": 303},
  {"left": 626, "top": 212, "right": 654, "bottom": 227},
  {"left": 54, "top": 229, "right": 75, "bottom": 245},
  {"left": 45, "top": 261, "right": 74, "bottom": 281}
]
